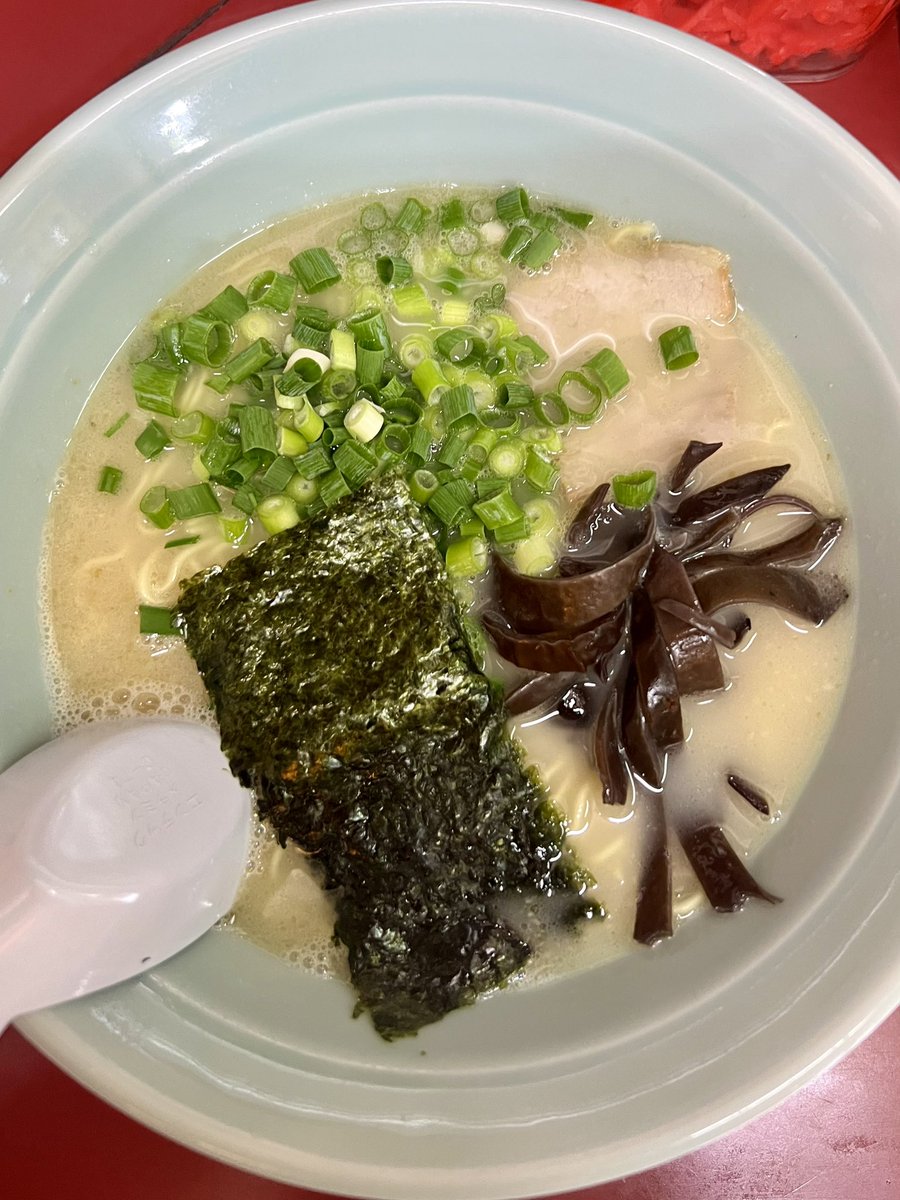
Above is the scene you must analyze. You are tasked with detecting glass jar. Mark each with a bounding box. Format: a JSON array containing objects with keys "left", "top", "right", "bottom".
[{"left": 601, "top": 2, "right": 899, "bottom": 81}]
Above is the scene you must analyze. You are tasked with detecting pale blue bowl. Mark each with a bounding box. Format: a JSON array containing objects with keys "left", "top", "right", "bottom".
[{"left": 1, "top": 2, "right": 898, "bottom": 1195}]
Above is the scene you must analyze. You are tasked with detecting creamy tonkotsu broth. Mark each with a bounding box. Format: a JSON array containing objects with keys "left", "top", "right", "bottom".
[{"left": 41, "top": 188, "right": 854, "bottom": 985}]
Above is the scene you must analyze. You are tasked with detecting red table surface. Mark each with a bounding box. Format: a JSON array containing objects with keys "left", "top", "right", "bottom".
[{"left": 1, "top": 4, "right": 898, "bottom": 1199}]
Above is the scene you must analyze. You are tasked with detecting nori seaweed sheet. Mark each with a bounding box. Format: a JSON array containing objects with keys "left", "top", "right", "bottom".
[{"left": 175, "top": 476, "right": 584, "bottom": 1038}]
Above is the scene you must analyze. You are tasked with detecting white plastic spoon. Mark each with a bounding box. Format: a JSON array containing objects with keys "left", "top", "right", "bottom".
[{"left": 0, "top": 718, "right": 251, "bottom": 1032}]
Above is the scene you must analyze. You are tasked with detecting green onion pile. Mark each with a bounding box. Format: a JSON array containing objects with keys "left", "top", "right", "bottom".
[{"left": 101, "top": 187, "right": 701, "bottom": 594}]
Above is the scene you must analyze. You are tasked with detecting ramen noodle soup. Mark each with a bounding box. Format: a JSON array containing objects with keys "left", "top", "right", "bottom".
[{"left": 40, "top": 187, "right": 855, "bottom": 1000}]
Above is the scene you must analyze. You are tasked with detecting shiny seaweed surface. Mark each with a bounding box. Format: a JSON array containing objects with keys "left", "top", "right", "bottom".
[{"left": 175, "top": 475, "right": 589, "bottom": 1038}]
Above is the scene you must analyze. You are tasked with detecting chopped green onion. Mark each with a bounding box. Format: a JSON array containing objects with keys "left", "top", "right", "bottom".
[
  {"left": 488, "top": 438, "right": 526, "bottom": 478},
  {"left": 399, "top": 332, "right": 434, "bottom": 369},
  {"left": 440, "top": 197, "right": 467, "bottom": 230},
  {"left": 239, "top": 405, "right": 277, "bottom": 459},
  {"left": 469, "top": 426, "right": 500, "bottom": 455},
  {"left": 558, "top": 371, "right": 605, "bottom": 422},
  {"left": 507, "top": 333, "right": 549, "bottom": 368},
  {"left": 496, "top": 187, "right": 531, "bottom": 225},
  {"left": 208, "top": 338, "right": 278, "bottom": 393},
  {"left": 493, "top": 515, "right": 531, "bottom": 544},
  {"left": 200, "top": 430, "right": 240, "bottom": 478},
  {"left": 434, "top": 327, "right": 484, "bottom": 365},
  {"left": 139, "top": 485, "right": 174, "bottom": 529},
  {"left": 391, "top": 282, "right": 433, "bottom": 323},
  {"left": 408, "top": 468, "right": 439, "bottom": 504},
  {"left": 258, "top": 455, "right": 297, "bottom": 496},
  {"left": 319, "top": 368, "right": 358, "bottom": 404},
  {"left": 333, "top": 439, "right": 379, "bottom": 487},
  {"left": 155, "top": 322, "right": 187, "bottom": 370},
  {"left": 219, "top": 516, "right": 249, "bottom": 545},
  {"left": 475, "top": 475, "right": 508, "bottom": 500},
  {"left": 98, "top": 465, "right": 123, "bottom": 495},
  {"left": 497, "top": 379, "right": 534, "bottom": 409},
  {"left": 445, "top": 536, "right": 488, "bottom": 577},
  {"left": 277, "top": 425, "right": 308, "bottom": 457},
  {"left": 291, "top": 322, "right": 330, "bottom": 354},
  {"left": 181, "top": 314, "right": 234, "bottom": 368},
  {"left": 513, "top": 535, "right": 557, "bottom": 576},
  {"left": 254, "top": 494, "right": 299, "bottom": 534},
  {"left": 474, "top": 488, "right": 525, "bottom": 530},
  {"left": 428, "top": 479, "right": 472, "bottom": 528},
  {"left": 480, "top": 311, "right": 519, "bottom": 343},
  {"left": 290, "top": 247, "right": 341, "bottom": 293},
  {"left": 530, "top": 211, "right": 560, "bottom": 234},
  {"left": 524, "top": 447, "right": 560, "bottom": 493},
  {"left": 480, "top": 407, "right": 521, "bottom": 434},
  {"left": 329, "top": 328, "right": 357, "bottom": 372},
  {"left": 439, "top": 297, "right": 471, "bottom": 326},
  {"left": 523, "top": 497, "right": 559, "bottom": 536},
  {"left": 296, "top": 443, "right": 334, "bottom": 479},
  {"left": 411, "top": 358, "right": 447, "bottom": 404},
  {"left": 223, "top": 455, "right": 259, "bottom": 487},
  {"left": 360, "top": 202, "right": 389, "bottom": 231},
  {"left": 376, "top": 254, "right": 412, "bottom": 286},
  {"left": 659, "top": 325, "right": 699, "bottom": 371},
  {"left": 379, "top": 374, "right": 406, "bottom": 402},
  {"left": 294, "top": 304, "right": 333, "bottom": 331},
  {"left": 520, "top": 425, "right": 563, "bottom": 453},
  {"left": 446, "top": 227, "right": 480, "bottom": 257},
  {"left": 164, "top": 535, "right": 201, "bottom": 550},
  {"left": 612, "top": 469, "right": 658, "bottom": 508},
  {"left": 284, "top": 474, "right": 319, "bottom": 506},
  {"left": 553, "top": 206, "right": 594, "bottom": 230},
  {"left": 441, "top": 384, "right": 477, "bottom": 429},
  {"left": 372, "top": 423, "right": 411, "bottom": 462},
  {"left": 232, "top": 482, "right": 262, "bottom": 515},
  {"left": 322, "top": 426, "right": 350, "bottom": 450},
  {"left": 337, "top": 228, "right": 371, "bottom": 255},
  {"left": 500, "top": 226, "right": 534, "bottom": 263},
  {"left": 533, "top": 391, "right": 570, "bottom": 428},
  {"left": 344, "top": 397, "right": 384, "bottom": 444},
  {"left": 367, "top": 359, "right": 403, "bottom": 404},
  {"left": 134, "top": 419, "right": 169, "bottom": 460},
  {"left": 198, "top": 285, "right": 248, "bottom": 324},
  {"left": 169, "top": 482, "right": 221, "bottom": 520},
  {"left": 132, "top": 361, "right": 181, "bottom": 417},
  {"left": 584, "top": 347, "right": 629, "bottom": 397},
  {"left": 427, "top": 261, "right": 465, "bottom": 292},
  {"left": 246, "top": 269, "right": 295, "bottom": 312},
  {"left": 293, "top": 398, "right": 325, "bottom": 444},
  {"left": 139, "top": 605, "right": 180, "bottom": 636},
  {"left": 521, "top": 229, "right": 561, "bottom": 270},
  {"left": 318, "top": 400, "right": 349, "bottom": 427},
  {"left": 275, "top": 369, "right": 319, "bottom": 409},
  {"left": 394, "top": 197, "right": 429, "bottom": 235},
  {"left": 459, "top": 516, "right": 485, "bottom": 539},
  {"left": 406, "top": 424, "right": 432, "bottom": 466},
  {"left": 381, "top": 398, "right": 422, "bottom": 432},
  {"left": 437, "top": 431, "right": 469, "bottom": 469},
  {"left": 348, "top": 308, "right": 392, "bottom": 353},
  {"left": 104, "top": 413, "right": 129, "bottom": 438},
  {"left": 319, "top": 468, "right": 352, "bottom": 508},
  {"left": 172, "top": 411, "right": 215, "bottom": 445}
]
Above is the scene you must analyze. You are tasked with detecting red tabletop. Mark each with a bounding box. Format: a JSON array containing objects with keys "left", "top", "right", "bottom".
[{"left": 2, "top": 4, "right": 899, "bottom": 1198}]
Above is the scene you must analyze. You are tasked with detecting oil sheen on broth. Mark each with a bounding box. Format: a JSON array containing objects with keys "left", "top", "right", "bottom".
[{"left": 40, "top": 189, "right": 855, "bottom": 985}]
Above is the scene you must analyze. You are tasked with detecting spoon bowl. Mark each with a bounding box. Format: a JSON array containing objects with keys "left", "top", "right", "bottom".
[{"left": 0, "top": 719, "right": 251, "bottom": 1030}]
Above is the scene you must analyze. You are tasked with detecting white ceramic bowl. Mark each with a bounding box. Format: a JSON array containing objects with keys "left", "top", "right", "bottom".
[{"left": 2, "top": 2, "right": 899, "bottom": 1196}]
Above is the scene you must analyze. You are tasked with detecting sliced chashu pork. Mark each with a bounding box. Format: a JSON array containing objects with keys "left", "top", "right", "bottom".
[{"left": 507, "top": 237, "right": 735, "bottom": 358}]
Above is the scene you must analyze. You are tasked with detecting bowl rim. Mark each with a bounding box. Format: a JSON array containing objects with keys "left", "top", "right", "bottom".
[{"left": 7, "top": 1, "right": 900, "bottom": 1196}]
